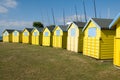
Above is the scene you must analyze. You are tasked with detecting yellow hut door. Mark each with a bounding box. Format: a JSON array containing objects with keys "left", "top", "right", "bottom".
[
  {"left": 56, "top": 30, "right": 62, "bottom": 48},
  {"left": 33, "top": 31, "right": 39, "bottom": 45},
  {"left": 23, "top": 32, "right": 29, "bottom": 43},
  {"left": 43, "top": 32, "right": 50, "bottom": 46},
  {"left": 114, "top": 25, "right": 120, "bottom": 66},
  {"left": 84, "top": 27, "right": 100, "bottom": 58},
  {"left": 13, "top": 31, "right": 19, "bottom": 42},
  {"left": 114, "top": 38, "right": 120, "bottom": 66},
  {"left": 3, "top": 31, "right": 9, "bottom": 42}
]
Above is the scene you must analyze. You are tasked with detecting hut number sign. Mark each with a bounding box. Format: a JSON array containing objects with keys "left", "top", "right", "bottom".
[{"left": 88, "top": 27, "right": 96, "bottom": 37}]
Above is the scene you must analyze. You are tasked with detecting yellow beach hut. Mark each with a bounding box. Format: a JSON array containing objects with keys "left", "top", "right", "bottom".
[
  {"left": 22, "top": 28, "right": 33, "bottom": 44},
  {"left": 42, "top": 26, "right": 55, "bottom": 46},
  {"left": 12, "top": 30, "right": 22, "bottom": 43},
  {"left": 109, "top": 13, "right": 120, "bottom": 66},
  {"left": 82, "top": 18, "right": 115, "bottom": 59},
  {"left": 67, "top": 22, "right": 86, "bottom": 52},
  {"left": 2, "top": 29, "right": 14, "bottom": 42},
  {"left": 31, "top": 27, "right": 43, "bottom": 45},
  {"left": 52, "top": 25, "right": 67, "bottom": 48}
]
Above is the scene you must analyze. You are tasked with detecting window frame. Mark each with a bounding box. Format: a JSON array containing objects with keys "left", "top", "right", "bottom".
[
  {"left": 44, "top": 32, "right": 49, "bottom": 36},
  {"left": 88, "top": 27, "right": 97, "bottom": 37},
  {"left": 56, "top": 30, "right": 60, "bottom": 36},
  {"left": 70, "top": 28, "right": 76, "bottom": 36}
]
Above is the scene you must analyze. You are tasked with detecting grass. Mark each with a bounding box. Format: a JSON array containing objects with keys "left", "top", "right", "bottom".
[{"left": 0, "top": 42, "right": 120, "bottom": 80}]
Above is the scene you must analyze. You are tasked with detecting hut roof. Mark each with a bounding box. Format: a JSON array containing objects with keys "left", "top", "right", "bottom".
[
  {"left": 25, "top": 28, "right": 33, "bottom": 32},
  {"left": 73, "top": 21, "right": 86, "bottom": 28},
  {"left": 3, "top": 29, "right": 14, "bottom": 33},
  {"left": 47, "top": 26, "right": 55, "bottom": 32},
  {"left": 35, "top": 27, "right": 44, "bottom": 32},
  {"left": 14, "top": 30, "right": 22, "bottom": 32},
  {"left": 109, "top": 13, "right": 120, "bottom": 29},
  {"left": 92, "top": 18, "right": 113, "bottom": 29},
  {"left": 58, "top": 25, "right": 68, "bottom": 32},
  {"left": 82, "top": 18, "right": 113, "bottom": 31}
]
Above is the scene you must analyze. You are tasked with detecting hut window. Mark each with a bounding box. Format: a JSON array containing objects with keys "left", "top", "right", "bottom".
[
  {"left": 14, "top": 31, "right": 18, "bottom": 36},
  {"left": 56, "top": 30, "right": 60, "bottom": 36},
  {"left": 88, "top": 28, "right": 96, "bottom": 37},
  {"left": 4, "top": 31, "right": 8, "bottom": 36},
  {"left": 34, "top": 32, "right": 38, "bottom": 36},
  {"left": 44, "top": 32, "right": 49, "bottom": 36},
  {"left": 71, "top": 28, "right": 76, "bottom": 36},
  {"left": 24, "top": 32, "right": 28, "bottom": 36}
]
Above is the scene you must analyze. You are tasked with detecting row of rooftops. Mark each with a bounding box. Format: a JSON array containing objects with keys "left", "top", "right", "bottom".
[{"left": 3, "top": 17, "right": 116, "bottom": 33}]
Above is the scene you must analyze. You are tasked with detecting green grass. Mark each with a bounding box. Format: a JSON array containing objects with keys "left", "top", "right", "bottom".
[{"left": 0, "top": 42, "right": 120, "bottom": 80}]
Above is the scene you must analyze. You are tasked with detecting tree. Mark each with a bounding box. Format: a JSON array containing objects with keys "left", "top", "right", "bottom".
[{"left": 33, "top": 22, "right": 44, "bottom": 28}]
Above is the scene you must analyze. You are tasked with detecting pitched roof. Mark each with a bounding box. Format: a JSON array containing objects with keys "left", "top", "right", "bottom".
[
  {"left": 92, "top": 18, "right": 113, "bottom": 29},
  {"left": 58, "top": 25, "right": 68, "bottom": 32},
  {"left": 73, "top": 21, "right": 86, "bottom": 28},
  {"left": 25, "top": 28, "right": 33, "bottom": 32},
  {"left": 47, "top": 26, "right": 55, "bottom": 32},
  {"left": 4, "top": 29, "right": 15, "bottom": 33},
  {"left": 109, "top": 13, "right": 120, "bottom": 29},
  {"left": 14, "top": 30, "right": 22, "bottom": 32},
  {"left": 35, "top": 27, "right": 44, "bottom": 32},
  {"left": 82, "top": 18, "right": 113, "bottom": 31}
]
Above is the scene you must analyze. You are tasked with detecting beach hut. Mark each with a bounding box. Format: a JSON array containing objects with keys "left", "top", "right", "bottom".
[
  {"left": 67, "top": 22, "right": 86, "bottom": 52},
  {"left": 2, "top": 29, "right": 14, "bottom": 42},
  {"left": 42, "top": 26, "right": 55, "bottom": 46},
  {"left": 12, "top": 30, "right": 22, "bottom": 43},
  {"left": 52, "top": 25, "right": 67, "bottom": 48},
  {"left": 22, "top": 28, "right": 33, "bottom": 44},
  {"left": 31, "top": 27, "right": 43, "bottom": 45},
  {"left": 109, "top": 13, "right": 120, "bottom": 66},
  {"left": 82, "top": 18, "right": 115, "bottom": 59}
]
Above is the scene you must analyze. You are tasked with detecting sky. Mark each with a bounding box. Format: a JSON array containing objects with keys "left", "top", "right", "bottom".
[{"left": 0, "top": 0, "right": 120, "bottom": 36}]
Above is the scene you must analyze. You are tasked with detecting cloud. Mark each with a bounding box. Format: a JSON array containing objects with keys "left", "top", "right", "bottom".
[
  {"left": 0, "top": 0, "right": 17, "bottom": 14},
  {"left": 0, "top": 20, "right": 33, "bottom": 36},
  {"left": 0, "top": 20, "right": 33, "bottom": 28},
  {"left": 57, "top": 14, "right": 89, "bottom": 24},
  {"left": 3, "top": 0, "right": 17, "bottom": 8},
  {"left": 0, "top": 6, "right": 8, "bottom": 13}
]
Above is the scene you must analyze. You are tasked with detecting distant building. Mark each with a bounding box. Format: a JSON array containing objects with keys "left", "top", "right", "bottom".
[
  {"left": 31, "top": 27, "right": 43, "bottom": 45},
  {"left": 42, "top": 26, "right": 55, "bottom": 46},
  {"left": 52, "top": 25, "right": 68, "bottom": 48},
  {"left": 12, "top": 30, "right": 22, "bottom": 43},
  {"left": 67, "top": 21, "right": 86, "bottom": 52},
  {"left": 2, "top": 29, "right": 14, "bottom": 42},
  {"left": 22, "top": 28, "right": 33, "bottom": 44}
]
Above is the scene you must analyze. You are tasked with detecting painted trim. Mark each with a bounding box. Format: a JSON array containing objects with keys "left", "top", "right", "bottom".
[
  {"left": 53, "top": 25, "right": 62, "bottom": 32},
  {"left": 52, "top": 26, "right": 58, "bottom": 32},
  {"left": 82, "top": 18, "right": 101, "bottom": 32},
  {"left": 42, "top": 27, "right": 47, "bottom": 32},
  {"left": 109, "top": 13, "right": 120, "bottom": 29},
  {"left": 67, "top": 22, "right": 79, "bottom": 31},
  {"left": 67, "top": 22, "right": 73, "bottom": 30},
  {"left": 42, "top": 27, "right": 51, "bottom": 32},
  {"left": 31, "top": 27, "right": 38, "bottom": 33}
]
